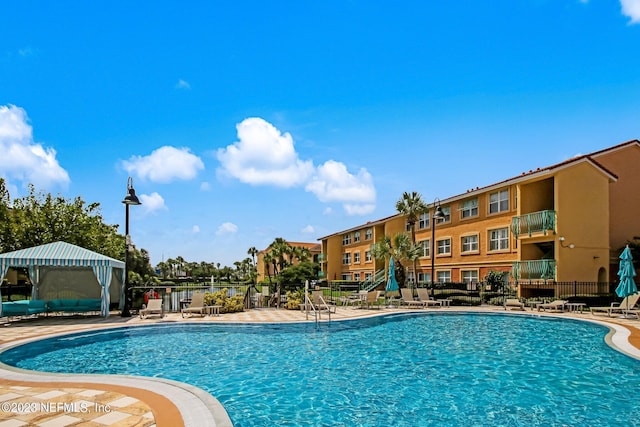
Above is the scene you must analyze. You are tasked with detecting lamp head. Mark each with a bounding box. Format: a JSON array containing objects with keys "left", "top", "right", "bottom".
[
  {"left": 433, "top": 205, "right": 445, "bottom": 220},
  {"left": 122, "top": 177, "right": 142, "bottom": 206}
]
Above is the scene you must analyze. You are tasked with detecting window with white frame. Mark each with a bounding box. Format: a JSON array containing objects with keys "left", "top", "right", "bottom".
[
  {"left": 461, "top": 270, "right": 478, "bottom": 283},
  {"left": 437, "top": 238, "right": 451, "bottom": 255},
  {"left": 341, "top": 273, "right": 351, "bottom": 281},
  {"left": 365, "top": 250, "right": 372, "bottom": 262},
  {"left": 418, "top": 213, "right": 429, "bottom": 229},
  {"left": 354, "top": 251, "right": 361, "bottom": 264},
  {"left": 460, "top": 198, "right": 478, "bottom": 219},
  {"left": 406, "top": 271, "right": 415, "bottom": 284},
  {"left": 489, "top": 228, "right": 509, "bottom": 251},
  {"left": 365, "top": 272, "right": 372, "bottom": 281},
  {"left": 354, "top": 231, "right": 360, "bottom": 243},
  {"left": 342, "top": 253, "right": 351, "bottom": 264},
  {"left": 419, "top": 239, "right": 430, "bottom": 257},
  {"left": 354, "top": 273, "right": 360, "bottom": 281},
  {"left": 489, "top": 189, "right": 510, "bottom": 214},
  {"left": 365, "top": 228, "right": 372, "bottom": 240},
  {"left": 405, "top": 221, "right": 411, "bottom": 232},
  {"left": 441, "top": 206, "right": 451, "bottom": 222},
  {"left": 437, "top": 271, "right": 451, "bottom": 283},
  {"left": 461, "top": 235, "right": 479, "bottom": 253},
  {"left": 418, "top": 272, "right": 430, "bottom": 284},
  {"left": 342, "top": 233, "right": 351, "bottom": 245}
]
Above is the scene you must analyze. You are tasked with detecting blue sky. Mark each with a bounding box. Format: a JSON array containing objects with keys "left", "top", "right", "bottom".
[{"left": 1, "top": 1, "right": 639, "bottom": 267}]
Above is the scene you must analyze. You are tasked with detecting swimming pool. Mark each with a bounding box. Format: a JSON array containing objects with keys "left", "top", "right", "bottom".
[{"left": 2, "top": 313, "right": 639, "bottom": 426}]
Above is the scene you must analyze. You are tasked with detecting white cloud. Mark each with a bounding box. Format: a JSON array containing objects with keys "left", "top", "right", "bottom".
[
  {"left": 176, "top": 79, "right": 191, "bottom": 90},
  {"left": 621, "top": 0, "right": 640, "bottom": 23},
  {"left": 216, "top": 117, "right": 377, "bottom": 215},
  {"left": 0, "top": 104, "right": 70, "bottom": 190},
  {"left": 305, "top": 160, "right": 376, "bottom": 215},
  {"left": 216, "top": 222, "right": 238, "bottom": 235},
  {"left": 200, "top": 181, "right": 211, "bottom": 191},
  {"left": 139, "top": 192, "right": 167, "bottom": 214},
  {"left": 323, "top": 207, "right": 333, "bottom": 215},
  {"left": 217, "top": 117, "right": 314, "bottom": 187},
  {"left": 122, "top": 146, "right": 204, "bottom": 183},
  {"left": 301, "top": 225, "right": 315, "bottom": 234},
  {"left": 192, "top": 225, "right": 200, "bottom": 233}
]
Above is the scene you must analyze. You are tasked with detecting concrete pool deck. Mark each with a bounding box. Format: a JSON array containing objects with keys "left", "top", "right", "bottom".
[{"left": 1, "top": 305, "right": 640, "bottom": 427}]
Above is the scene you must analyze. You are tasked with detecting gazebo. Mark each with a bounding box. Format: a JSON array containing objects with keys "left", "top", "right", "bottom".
[{"left": 0, "top": 241, "right": 125, "bottom": 317}]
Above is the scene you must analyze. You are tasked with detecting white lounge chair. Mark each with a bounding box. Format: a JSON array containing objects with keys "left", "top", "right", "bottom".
[
  {"left": 504, "top": 298, "right": 525, "bottom": 310},
  {"left": 590, "top": 294, "right": 640, "bottom": 317},
  {"left": 401, "top": 288, "right": 425, "bottom": 308},
  {"left": 537, "top": 300, "right": 568, "bottom": 312},
  {"left": 181, "top": 292, "right": 207, "bottom": 318},
  {"left": 139, "top": 298, "right": 164, "bottom": 319},
  {"left": 416, "top": 288, "right": 442, "bottom": 308}
]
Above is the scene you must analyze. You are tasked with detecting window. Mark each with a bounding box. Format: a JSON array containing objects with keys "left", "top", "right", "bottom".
[
  {"left": 341, "top": 273, "right": 351, "bottom": 281},
  {"left": 342, "top": 253, "right": 351, "bottom": 265},
  {"left": 365, "top": 228, "right": 372, "bottom": 240},
  {"left": 437, "top": 271, "right": 451, "bottom": 283},
  {"left": 418, "top": 272, "right": 431, "bottom": 284},
  {"left": 419, "top": 239, "right": 430, "bottom": 257},
  {"left": 342, "top": 233, "right": 351, "bottom": 245},
  {"left": 418, "top": 213, "right": 429, "bottom": 229},
  {"left": 365, "top": 272, "right": 372, "bottom": 281},
  {"left": 489, "top": 228, "right": 509, "bottom": 251},
  {"left": 354, "top": 252, "right": 361, "bottom": 264},
  {"left": 489, "top": 189, "right": 509, "bottom": 213},
  {"left": 405, "top": 221, "right": 411, "bottom": 232},
  {"left": 461, "top": 270, "right": 478, "bottom": 283},
  {"left": 365, "top": 250, "right": 372, "bottom": 262},
  {"left": 354, "top": 231, "right": 360, "bottom": 243},
  {"left": 354, "top": 273, "right": 360, "bottom": 281},
  {"left": 460, "top": 198, "right": 478, "bottom": 219},
  {"left": 441, "top": 206, "right": 451, "bottom": 222},
  {"left": 437, "top": 238, "right": 451, "bottom": 255},
  {"left": 461, "top": 235, "right": 479, "bottom": 253},
  {"left": 406, "top": 271, "right": 415, "bottom": 284}
]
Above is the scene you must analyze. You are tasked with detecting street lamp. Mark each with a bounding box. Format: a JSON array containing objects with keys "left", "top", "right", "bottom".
[
  {"left": 121, "top": 177, "right": 141, "bottom": 317},
  {"left": 430, "top": 198, "right": 445, "bottom": 297}
]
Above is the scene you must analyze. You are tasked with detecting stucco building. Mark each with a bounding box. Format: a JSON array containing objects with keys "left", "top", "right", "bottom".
[{"left": 319, "top": 140, "right": 640, "bottom": 296}]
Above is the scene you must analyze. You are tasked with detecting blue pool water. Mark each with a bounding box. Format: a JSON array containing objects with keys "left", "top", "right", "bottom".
[{"left": 2, "top": 313, "right": 640, "bottom": 426}]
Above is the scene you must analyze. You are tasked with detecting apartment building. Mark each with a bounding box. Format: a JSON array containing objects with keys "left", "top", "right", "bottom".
[{"left": 319, "top": 140, "right": 640, "bottom": 295}]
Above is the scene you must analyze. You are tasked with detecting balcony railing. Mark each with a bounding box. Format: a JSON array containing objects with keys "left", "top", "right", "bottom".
[
  {"left": 511, "top": 210, "right": 556, "bottom": 238},
  {"left": 512, "top": 259, "right": 556, "bottom": 281}
]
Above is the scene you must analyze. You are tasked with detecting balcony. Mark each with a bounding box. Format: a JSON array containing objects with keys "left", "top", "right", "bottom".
[
  {"left": 511, "top": 210, "right": 556, "bottom": 239},
  {"left": 512, "top": 259, "right": 556, "bottom": 281}
]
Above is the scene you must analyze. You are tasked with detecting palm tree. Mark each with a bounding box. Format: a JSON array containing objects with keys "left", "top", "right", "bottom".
[
  {"left": 370, "top": 233, "right": 417, "bottom": 288},
  {"left": 396, "top": 191, "right": 429, "bottom": 289},
  {"left": 268, "top": 237, "right": 292, "bottom": 308}
]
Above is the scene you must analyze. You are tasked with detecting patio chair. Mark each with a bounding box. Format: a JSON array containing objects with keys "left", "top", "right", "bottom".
[
  {"left": 140, "top": 298, "right": 164, "bottom": 319},
  {"left": 504, "top": 298, "right": 525, "bottom": 311},
  {"left": 181, "top": 292, "right": 207, "bottom": 318},
  {"left": 401, "top": 288, "right": 425, "bottom": 309},
  {"left": 360, "top": 290, "right": 384, "bottom": 310},
  {"left": 590, "top": 294, "right": 640, "bottom": 317},
  {"left": 416, "top": 288, "right": 443, "bottom": 308},
  {"left": 537, "top": 300, "right": 568, "bottom": 312}
]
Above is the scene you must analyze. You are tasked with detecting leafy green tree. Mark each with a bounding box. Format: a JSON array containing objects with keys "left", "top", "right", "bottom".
[
  {"left": 0, "top": 180, "right": 124, "bottom": 259},
  {"left": 278, "top": 261, "right": 320, "bottom": 290}
]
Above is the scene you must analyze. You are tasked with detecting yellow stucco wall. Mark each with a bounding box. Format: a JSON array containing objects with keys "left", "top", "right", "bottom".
[{"left": 554, "top": 162, "right": 610, "bottom": 282}]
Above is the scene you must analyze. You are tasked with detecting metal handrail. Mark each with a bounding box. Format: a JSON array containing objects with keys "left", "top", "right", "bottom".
[
  {"left": 511, "top": 210, "right": 556, "bottom": 238},
  {"left": 304, "top": 294, "right": 318, "bottom": 323}
]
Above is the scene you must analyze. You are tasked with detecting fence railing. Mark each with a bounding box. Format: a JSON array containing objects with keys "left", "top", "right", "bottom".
[{"left": 510, "top": 210, "right": 556, "bottom": 238}]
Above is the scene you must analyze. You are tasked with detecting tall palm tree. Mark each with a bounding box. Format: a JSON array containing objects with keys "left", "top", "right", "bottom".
[
  {"left": 269, "top": 237, "right": 292, "bottom": 308},
  {"left": 396, "top": 191, "right": 429, "bottom": 288}
]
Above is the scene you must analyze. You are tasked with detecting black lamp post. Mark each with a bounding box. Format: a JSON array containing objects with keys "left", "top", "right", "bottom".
[
  {"left": 121, "top": 177, "right": 141, "bottom": 317},
  {"left": 430, "top": 198, "right": 445, "bottom": 297}
]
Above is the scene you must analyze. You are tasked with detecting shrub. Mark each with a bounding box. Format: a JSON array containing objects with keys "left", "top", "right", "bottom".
[
  {"left": 204, "top": 288, "right": 244, "bottom": 313},
  {"left": 285, "top": 288, "right": 304, "bottom": 310}
]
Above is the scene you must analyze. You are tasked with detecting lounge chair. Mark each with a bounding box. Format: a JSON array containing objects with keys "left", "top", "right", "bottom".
[
  {"left": 360, "top": 291, "right": 384, "bottom": 310},
  {"left": 590, "top": 294, "right": 640, "bottom": 317},
  {"left": 401, "top": 288, "right": 425, "bottom": 308},
  {"left": 181, "top": 292, "right": 207, "bottom": 318},
  {"left": 504, "top": 298, "right": 525, "bottom": 311},
  {"left": 139, "top": 298, "right": 164, "bottom": 319},
  {"left": 537, "top": 300, "right": 568, "bottom": 312},
  {"left": 416, "top": 288, "right": 442, "bottom": 308}
]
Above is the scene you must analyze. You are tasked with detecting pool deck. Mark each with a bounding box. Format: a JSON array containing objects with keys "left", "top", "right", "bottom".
[{"left": 1, "top": 305, "right": 640, "bottom": 427}]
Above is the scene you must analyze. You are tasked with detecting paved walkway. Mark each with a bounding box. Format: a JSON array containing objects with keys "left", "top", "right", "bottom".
[{"left": 1, "top": 305, "right": 640, "bottom": 427}]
